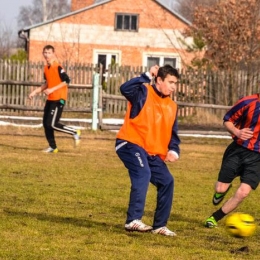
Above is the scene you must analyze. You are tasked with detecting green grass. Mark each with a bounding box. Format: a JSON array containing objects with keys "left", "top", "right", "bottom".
[{"left": 0, "top": 127, "right": 260, "bottom": 259}]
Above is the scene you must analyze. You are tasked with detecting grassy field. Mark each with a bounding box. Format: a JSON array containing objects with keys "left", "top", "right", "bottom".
[{"left": 0, "top": 127, "right": 260, "bottom": 260}]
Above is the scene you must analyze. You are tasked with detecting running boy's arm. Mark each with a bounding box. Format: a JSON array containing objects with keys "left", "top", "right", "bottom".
[
  {"left": 43, "top": 81, "right": 67, "bottom": 95},
  {"left": 223, "top": 97, "right": 253, "bottom": 140},
  {"left": 28, "top": 83, "right": 48, "bottom": 99},
  {"left": 224, "top": 121, "right": 253, "bottom": 141}
]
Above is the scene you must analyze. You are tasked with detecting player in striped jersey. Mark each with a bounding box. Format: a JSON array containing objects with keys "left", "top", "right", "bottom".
[{"left": 205, "top": 94, "right": 260, "bottom": 228}]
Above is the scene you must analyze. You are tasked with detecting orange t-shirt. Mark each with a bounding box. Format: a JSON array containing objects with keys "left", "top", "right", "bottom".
[
  {"left": 117, "top": 84, "right": 177, "bottom": 160},
  {"left": 44, "top": 61, "right": 68, "bottom": 101}
]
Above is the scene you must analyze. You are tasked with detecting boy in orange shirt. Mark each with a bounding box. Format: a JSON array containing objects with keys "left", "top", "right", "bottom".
[
  {"left": 116, "top": 64, "right": 180, "bottom": 236},
  {"left": 29, "top": 45, "right": 80, "bottom": 153}
]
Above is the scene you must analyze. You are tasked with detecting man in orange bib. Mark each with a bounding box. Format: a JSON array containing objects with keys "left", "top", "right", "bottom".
[
  {"left": 29, "top": 45, "right": 80, "bottom": 153},
  {"left": 116, "top": 64, "right": 180, "bottom": 236}
]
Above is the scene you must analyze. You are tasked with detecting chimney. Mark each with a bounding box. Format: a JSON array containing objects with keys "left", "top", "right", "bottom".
[{"left": 71, "top": 0, "right": 96, "bottom": 12}]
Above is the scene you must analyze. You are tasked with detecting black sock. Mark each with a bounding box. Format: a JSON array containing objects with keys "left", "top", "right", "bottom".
[{"left": 212, "top": 208, "right": 226, "bottom": 222}]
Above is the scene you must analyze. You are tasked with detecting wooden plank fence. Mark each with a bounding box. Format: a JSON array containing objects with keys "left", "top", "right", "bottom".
[
  {"left": 0, "top": 80, "right": 93, "bottom": 112},
  {"left": 1, "top": 60, "right": 260, "bottom": 129}
]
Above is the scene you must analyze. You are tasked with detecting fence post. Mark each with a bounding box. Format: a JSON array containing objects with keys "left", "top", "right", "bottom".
[
  {"left": 92, "top": 73, "right": 100, "bottom": 130},
  {"left": 98, "top": 64, "right": 103, "bottom": 129}
]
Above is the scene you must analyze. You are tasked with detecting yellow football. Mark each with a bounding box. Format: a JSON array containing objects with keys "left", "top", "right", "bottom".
[{"left": 225, "top": 212, "right": 256, "bottom": 238}]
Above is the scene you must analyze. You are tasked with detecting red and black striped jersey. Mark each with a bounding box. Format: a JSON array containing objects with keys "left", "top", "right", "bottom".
[{"left": 224, "top": 94, "right": 260, "bottom": 153}]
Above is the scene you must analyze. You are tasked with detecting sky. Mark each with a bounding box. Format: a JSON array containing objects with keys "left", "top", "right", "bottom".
[{"left": 0, "top": 0, "right": 33, "bottom": 32}]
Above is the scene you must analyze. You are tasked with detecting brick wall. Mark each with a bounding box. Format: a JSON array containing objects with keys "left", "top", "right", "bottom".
[
  {"left": 28, "top": 0, "right": 195, "bottom": 66},
  {"left": 71, "top": 0, "right": 95, "bottom": 11},
  {"left": 68, "top": 0, "right": 187, "bottom": 29},
  {"left": 28, "top": 40, "right": 194, "bottom": 67}
]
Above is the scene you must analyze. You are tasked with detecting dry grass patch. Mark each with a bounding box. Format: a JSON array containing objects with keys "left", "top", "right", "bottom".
[{"left": 0, "top": 127, "right": 259, "bottom": 260}]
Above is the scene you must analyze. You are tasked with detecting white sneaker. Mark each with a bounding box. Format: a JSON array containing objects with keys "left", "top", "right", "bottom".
[
  {"left": 125, "top": 219, "right": 153, "bottom": 232},
  {"left": 152, "top": 226, "right": 177, "bottom": 236},
  {"left": 43, "top": 147, "right": 58, "bottom": 153}
]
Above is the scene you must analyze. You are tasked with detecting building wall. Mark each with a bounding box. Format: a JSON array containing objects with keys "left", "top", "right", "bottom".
[
  {"left": 28, "top": 0, "right": 195, "bottom": 67},
  {"left": 29, "top": 41, "right": 192, "bottom": 66},
  {"left": 71, "top": 0, "right": 95, "bottom": 11}
]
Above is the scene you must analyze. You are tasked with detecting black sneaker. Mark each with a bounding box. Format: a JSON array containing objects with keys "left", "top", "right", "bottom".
[{"left": 212, "top": 184, "right": 232, "bottom": 205}]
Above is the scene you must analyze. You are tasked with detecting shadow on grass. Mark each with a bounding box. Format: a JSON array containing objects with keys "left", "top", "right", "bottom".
[
  {"left": 3, "top": 207, "right": 202, "bottom": 236},
  {"left": 145, "top": 209, "right": 204, "bottom": 226},
  {"left": 2, "top": 208, "right": 243, "bottom": 250},
  {"left": 0, "top": 143, "right": 39, "bottom": 151},
  {"left": 2, "top": 208, "right": 124, "bottom": 232}
]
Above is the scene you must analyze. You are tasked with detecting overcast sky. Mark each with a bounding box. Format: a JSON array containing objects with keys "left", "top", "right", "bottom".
[
  {"left": 0, "top": 0, "right": 33, "bottom": 29},
  {"left": 0, "top": 0, "right": 174, "bottom": 32}
]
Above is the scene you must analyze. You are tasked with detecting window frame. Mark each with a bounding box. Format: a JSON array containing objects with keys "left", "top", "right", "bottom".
[
  {"left": 115, "top": 13, "right": 139, "bottom": 32},
  {"left": 93, "top": 49, "right": 122, "bottom": 69},
  {"left": 143, "top": 52, "right": 181, "bottom": 69}
]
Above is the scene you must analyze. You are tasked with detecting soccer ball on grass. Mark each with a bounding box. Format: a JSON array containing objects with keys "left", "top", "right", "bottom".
[{"left": 225, "top": 212, "right": 256, "bottom": 238}]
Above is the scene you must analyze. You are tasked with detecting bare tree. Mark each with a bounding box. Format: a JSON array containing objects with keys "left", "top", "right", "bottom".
[
  {"left": 0, "top": 21, "right": 15, "bottom": 59},
  {"left": 18, "top": 0, "right": 70, "bottom": 29},
  {"left": 174, "top": 0, "right": 219, "bottom": 21},
  {"left": 189, "top": 0, "right": 260, "bottom": 70},
  {"left": 184, "top": 0, "right": 260, "bottom": 105}
]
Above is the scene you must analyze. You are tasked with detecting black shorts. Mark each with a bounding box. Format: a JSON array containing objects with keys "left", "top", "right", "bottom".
[{"left": 218, "top": 142, "right": 260, "bottom": 190}]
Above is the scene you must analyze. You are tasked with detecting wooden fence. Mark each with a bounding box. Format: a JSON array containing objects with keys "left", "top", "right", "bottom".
[{"left": 0, "top": 60, "right": 259, "bottom": 129}]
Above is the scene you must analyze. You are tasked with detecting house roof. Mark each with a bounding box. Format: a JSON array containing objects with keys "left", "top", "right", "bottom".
[
  {"left": 18, "top": 0, "right": 191, "bottom": 34},
  {"left": 156, "top": 0, "right": 191, "bottom": 25}
]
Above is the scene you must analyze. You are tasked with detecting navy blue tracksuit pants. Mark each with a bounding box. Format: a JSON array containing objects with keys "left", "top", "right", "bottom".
[{"left": 116, "top": 140, "right": 174, "bottom": 229}]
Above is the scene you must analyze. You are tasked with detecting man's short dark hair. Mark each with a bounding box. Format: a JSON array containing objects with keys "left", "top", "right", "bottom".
[
  {"left": 156, "top": 64, "right": 180, "bottom": 82},
  {"left": 43, "top": 45, "right": 55, "bottom": 52}
]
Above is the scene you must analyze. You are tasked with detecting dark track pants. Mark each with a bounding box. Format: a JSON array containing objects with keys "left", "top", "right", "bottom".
[
  {"left": 43, "top": 100, "right": 76, "bottom": 149},
  {"left": 116, "top": 141, "right": 174, "bottom": 229}
]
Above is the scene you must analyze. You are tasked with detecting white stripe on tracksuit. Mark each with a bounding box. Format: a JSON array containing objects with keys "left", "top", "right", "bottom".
[{"left": 51, "top": 106, "right": 76, "bottom": 135}]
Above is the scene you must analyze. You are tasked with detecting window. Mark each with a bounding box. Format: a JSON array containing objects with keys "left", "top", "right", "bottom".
[
  {"left": 147, "top": 57, "right": 177, "bottom": 69},
  {"left": 93, "top": 50, "right": 122, "bottom": 86},
  {"left": 164, "top": 58, "right": 176, "bottom": 68},
  {"left": 144, "top": 53, "right": 180, "bottom": 69},
  {"left": 147, "top": 57, "right": 160, "bottom": 68},
  {"left": 115, "top": 13, "right": 139, "bottom": 31}
]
